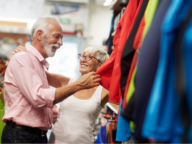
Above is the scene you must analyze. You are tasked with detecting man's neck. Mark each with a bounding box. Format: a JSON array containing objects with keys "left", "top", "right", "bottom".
[{"left": 31, "top": 41, "right": 47, "bottom": 59}]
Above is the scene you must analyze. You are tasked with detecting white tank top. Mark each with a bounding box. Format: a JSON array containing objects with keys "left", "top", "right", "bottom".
[{"left": 49, "top": 78, "right": 102, "bottom": 144}]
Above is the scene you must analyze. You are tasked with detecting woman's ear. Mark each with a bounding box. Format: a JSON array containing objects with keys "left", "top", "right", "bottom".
[{"left": 96, "top": 63, "right": 102, "bottom": 70}]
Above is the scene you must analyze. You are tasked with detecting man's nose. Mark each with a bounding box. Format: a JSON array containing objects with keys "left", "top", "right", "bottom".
[{"left": 58, "top": 37, "right": 63, "bottom": 46}]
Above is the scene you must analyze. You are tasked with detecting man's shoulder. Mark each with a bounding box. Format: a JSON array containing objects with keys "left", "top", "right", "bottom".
[
  {"left": 9, "top": 52, "right": 33, "bottom": 66},
  {"left": 13, "top": 51, "right": 29, "bottom": 58}
]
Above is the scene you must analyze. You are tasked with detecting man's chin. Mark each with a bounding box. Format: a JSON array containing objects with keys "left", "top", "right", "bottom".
[{"left": 47, "top": 52, "right": 56, "bottom": 57}]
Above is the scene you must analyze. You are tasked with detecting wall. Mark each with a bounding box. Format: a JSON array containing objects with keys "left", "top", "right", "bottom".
[
  {"left": 86, "top": 0, "right": 113, "bottom": 48},
  {"left": 0, "top": 0, "right": 112, "bottom": 51}
]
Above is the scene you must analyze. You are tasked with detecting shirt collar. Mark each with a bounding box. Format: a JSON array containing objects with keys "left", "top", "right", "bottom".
[
  {"left": 26, "top": 45, "right": 50, "bottom": 70},
  {"left": 26, "top": 45, "right": 44, "bottom": 62}
]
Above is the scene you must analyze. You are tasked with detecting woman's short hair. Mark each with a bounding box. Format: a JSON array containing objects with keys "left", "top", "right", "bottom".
[
  {"left": 31, "top": 15, "right": 60, "bottom": 39},
  {"left": 83, "top": 46, "right": 109, "bottom": 63}
]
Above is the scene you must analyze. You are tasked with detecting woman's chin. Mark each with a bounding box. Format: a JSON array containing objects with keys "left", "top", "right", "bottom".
[{"left": 80, "top": 70, "right": 88, "bottom": 75}]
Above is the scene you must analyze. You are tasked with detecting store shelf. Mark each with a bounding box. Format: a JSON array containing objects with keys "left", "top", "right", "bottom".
[
  {"left": 106, "top": 102, "right": 119, "bottom": 114},
  {"left": 0, "top": 26, "right": 30, "bottom": 34},
  {"left": 110, "top": 0, "right": 129, "bottom": 11}
]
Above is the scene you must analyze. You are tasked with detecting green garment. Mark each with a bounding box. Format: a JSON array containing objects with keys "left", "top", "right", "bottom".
[{"left": 0, "top": 93, "right": 5, "bottom": 144}]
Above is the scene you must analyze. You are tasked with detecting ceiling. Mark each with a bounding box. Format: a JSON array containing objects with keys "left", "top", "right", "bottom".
[{"left": 46, "top": 0, "right": 108, "bottom": 5}]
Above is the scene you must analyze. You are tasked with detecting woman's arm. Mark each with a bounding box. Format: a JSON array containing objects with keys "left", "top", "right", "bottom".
[
  {"left": 45, "top": 71, "right": 70, "bottom": 88},
  {"left": 13, "top": 46, "right": 71, "bottom": 88},
  {"left": 101, "top": 88, "right": 109, "bottom": 107}
]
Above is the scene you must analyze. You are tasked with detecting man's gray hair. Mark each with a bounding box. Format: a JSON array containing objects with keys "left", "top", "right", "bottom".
[
  {"left": 83, "top": 46, "right": 109, "bottom": 63},
  {"left": 31, "top": 15, "right": 60, "bottom": 39}
]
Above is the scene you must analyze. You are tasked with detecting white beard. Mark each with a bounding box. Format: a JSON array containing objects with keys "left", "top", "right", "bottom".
[{"left": 42, "top": 37, "right": 60, "bottom": 57}]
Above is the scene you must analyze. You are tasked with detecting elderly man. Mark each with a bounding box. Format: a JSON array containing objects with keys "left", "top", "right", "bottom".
[{"left": 1, "top": 16, "right": 100, "bottom": 143}]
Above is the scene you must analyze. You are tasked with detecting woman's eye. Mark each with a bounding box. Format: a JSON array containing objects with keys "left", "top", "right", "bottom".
[{"left": 88, "top": 56, "right": 92, "bottom": 59}]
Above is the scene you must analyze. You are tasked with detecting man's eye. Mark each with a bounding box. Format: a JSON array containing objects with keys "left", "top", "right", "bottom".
[{"left": 88, "top": 56, "right": 92, "bottom": 59}]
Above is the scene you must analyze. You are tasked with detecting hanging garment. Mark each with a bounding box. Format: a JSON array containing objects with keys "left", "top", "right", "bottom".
[
  {"left": 182, "top": 16, "right": 192, "bottom": 143},
  {"left": 96, "top": 0, "right": 143, "bottom": 104},
  {"left": 122, "top": 0, "right": 159, "bottom": 109},
  {"left": 116, "top": 98, "right": 132, "bottom": 142},
  {"left": 142, "top": 0, "right": 192, "bottom": 142},
  {"left": 121, "top": 66, "right": 137, "bottom": 121},
  {"left": 95, "top": 126, "right": 108, "bottom": 144},
  {"left": 0, "top": 93, "right": 5, "bottom": 144},
  {"left": 120, "top": 0, "right": 149, "bottom": 103},
  {"left": 107, "top": 11, "right": 119, "bottom": 55},
  {"left": 130, "top": 0, "right": 172, "bottom": 142},
  {"left": 174, "top": 4, "right": 192, "bottom": 143}
]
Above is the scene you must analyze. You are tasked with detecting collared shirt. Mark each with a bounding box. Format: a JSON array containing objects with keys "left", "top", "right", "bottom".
[{"left": 3, "top": 45, "right": 56, "bottom": 130}]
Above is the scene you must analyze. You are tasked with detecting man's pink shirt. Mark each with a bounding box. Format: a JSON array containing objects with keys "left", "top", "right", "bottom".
[{"left": 3, "top": 45, "right": 57, "bottom": 130}]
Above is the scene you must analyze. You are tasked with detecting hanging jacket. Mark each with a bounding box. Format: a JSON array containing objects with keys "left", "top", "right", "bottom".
[
  {"left": 121, "top": 0, "right": 159, "bottom": 110},
  {"left": 182, "top": 14, "right": 192, "bottom": 143},
  {"left": 142, "top": 0, "right": 192, "bottom": 142},
  {"left": 130, "top": 0, "right": 172, "bottom": 141},
  {"left": 120, "top": 0, "right": 149, "bottom": 104},
  {"left": 96, "top": 0, "right": 142, "bottom": 104}
]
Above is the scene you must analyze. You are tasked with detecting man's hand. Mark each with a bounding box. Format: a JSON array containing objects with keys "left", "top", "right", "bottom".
[
  {"left": 13, "top": 46, "right": 27, "bottom": 55},
  {"left": 54, "top": 72, "right": 101, "bottom": 104},
  {"left": 75, "top": 72, "right": 101, "bottom": 89}
]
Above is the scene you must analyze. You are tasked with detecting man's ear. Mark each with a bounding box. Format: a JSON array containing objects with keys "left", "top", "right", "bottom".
[{"left": 36, "top": 30, "right": 44, "bottom": 41}]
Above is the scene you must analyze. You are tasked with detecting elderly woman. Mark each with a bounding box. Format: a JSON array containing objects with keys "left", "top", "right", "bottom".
[{"left": 14, "top": 46, "right": 109, "bottom": 144}]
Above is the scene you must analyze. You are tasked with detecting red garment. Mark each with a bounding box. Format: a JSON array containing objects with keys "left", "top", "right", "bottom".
[
  {"left": 122, "top": 16, "right": 146, "bottom": 109},
  {"left": 96, "top": 0, "right": 143, "bottom": 104}
]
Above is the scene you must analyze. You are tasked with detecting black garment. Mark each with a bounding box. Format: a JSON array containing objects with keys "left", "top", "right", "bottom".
[
  {"left": 131, "top": 0, "right": 172, "bottom": 141},
  {"left": 1, "top": 125, "right": 48, "bottom": 143},
  {"left": 107, "top": 11, "right": 119, "bottom": 55},
  {"left": 121, "top": 90, "right": 136, "bottom": 121},
  {"left": 120, "top": 0, "right": 149, "bottom": 98}
]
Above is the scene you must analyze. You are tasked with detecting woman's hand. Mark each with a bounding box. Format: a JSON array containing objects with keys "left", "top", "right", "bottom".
[{"left": 13, "top": 46, "right": 27, "bottom": 55}]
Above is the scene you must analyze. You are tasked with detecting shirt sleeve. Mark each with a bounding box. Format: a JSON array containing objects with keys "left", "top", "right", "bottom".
[
  {"left": 11, "top": 53, "right": 55, "bottom": 108},
  {"left": 52, "top": 105, "right": 59, "bottom": 124}
]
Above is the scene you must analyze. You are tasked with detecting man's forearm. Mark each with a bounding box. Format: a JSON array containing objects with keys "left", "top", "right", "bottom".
[
  {"left": 46, "top": 71, "right": 70, "bottom": 88},
  {"left": 54, "top": 81, "right": 81, "bottom": 104}
]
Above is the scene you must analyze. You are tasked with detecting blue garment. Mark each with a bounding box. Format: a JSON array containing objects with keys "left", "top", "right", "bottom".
[
  {"left": 142, "top": 0, "right": 192, "bottom": 142},
  {"left": 95, "top": 126, "right": 108, "bottom": 144},
  {"left": 116, "top": 98, "right": 132, "bottom": 142},
  {"left": 182, "top": 19, "right": 192, "bottom": 143}
]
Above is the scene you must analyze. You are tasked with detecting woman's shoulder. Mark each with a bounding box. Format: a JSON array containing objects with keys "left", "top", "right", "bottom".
[{"left": 101, "top": 87, "right": 109, "bottom": 96}]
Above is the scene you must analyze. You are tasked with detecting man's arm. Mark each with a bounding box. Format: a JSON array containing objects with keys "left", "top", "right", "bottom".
[
  {"left": 45, "top": 71, "right": 70, "bottom": 88},
  {"left": 54, "top": 72, "right": 100, "bottom": 104},
  {"left": 12, "top": 53, "right": 101, "bottom": 108}
]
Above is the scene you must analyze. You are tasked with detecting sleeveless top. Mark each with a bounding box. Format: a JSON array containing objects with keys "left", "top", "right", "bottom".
[{"left": 49, "top": 78, "right": 102, "bottom": 144}]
